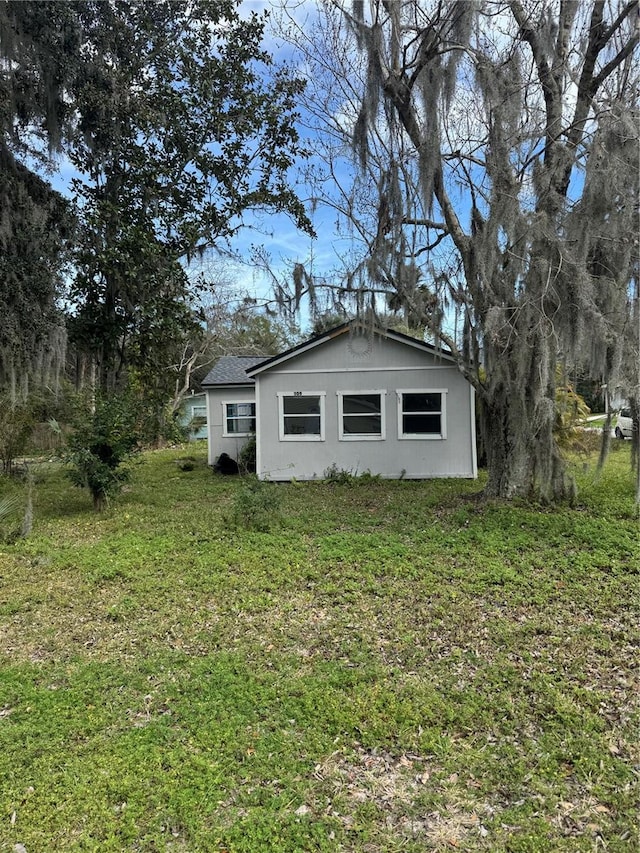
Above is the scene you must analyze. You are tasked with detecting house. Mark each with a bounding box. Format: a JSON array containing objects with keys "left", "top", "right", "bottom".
[
  {"left": 201, "top": 355, "right": 266, "bottom": 465},
  {"left": 201, "top": 322, "right": 477, "bottom": 481},
  {"left": 180, "top": 391, "right": 208, "bottom": 440}
]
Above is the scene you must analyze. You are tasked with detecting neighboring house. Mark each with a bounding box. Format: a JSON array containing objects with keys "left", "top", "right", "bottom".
[
  {"left": 201, "top": 355, "right": 266, "bottom": 465},
  {"left": 180, "top": 392, "right": 208, "bottom": 440},
  {"left": 202, "top": 322, "right": 477, "bottom": 481}
]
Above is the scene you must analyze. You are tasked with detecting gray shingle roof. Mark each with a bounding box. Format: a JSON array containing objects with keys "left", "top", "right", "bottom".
[{"left": 201, "top": 355, "right": 267, "bottom": 387}]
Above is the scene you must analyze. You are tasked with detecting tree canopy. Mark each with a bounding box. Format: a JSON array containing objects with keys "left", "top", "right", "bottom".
[
  {"left": 280, "top": 0, "right": 639, "bottom": 499},
  {"left": 0, "top": 0, "right": 311, "bottom": 398}
]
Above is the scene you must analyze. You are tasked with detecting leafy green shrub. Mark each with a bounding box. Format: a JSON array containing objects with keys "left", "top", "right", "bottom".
[
  {"left": 323, "top": 463, "right": 380, "bottom": 486},
  {"left": 229, "top": 475, "right": 281, "bottom": 531},
  {"left": 61, "top": 393, "right": 142, "bottom": 511},
  {"left": 237, "top": 435, "right": 257, "bottom": 474},
  {"left": 176, "top": 456, "right": 197, "bottom": 471}
]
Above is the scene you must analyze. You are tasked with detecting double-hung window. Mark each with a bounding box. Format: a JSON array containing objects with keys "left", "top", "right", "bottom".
[
  {"left": 223, "top": 401, "right": 256, "bottom": 436},
  {"left": 338, "top": 391, "right": 385, "bottom": 440},
  {"left": 278, "top": 392, "right": 325, "bottom": 441},
  {"left": 397, "top": 390, "right": 447, "bottom": 439}
]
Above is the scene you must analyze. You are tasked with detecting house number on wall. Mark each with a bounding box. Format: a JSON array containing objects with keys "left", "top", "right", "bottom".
[{"left": 293, "top": 391, "right": 303, "bottom": 396}]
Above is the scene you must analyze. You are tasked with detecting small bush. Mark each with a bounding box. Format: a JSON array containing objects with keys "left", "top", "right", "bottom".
[
  {"left": 323, "top": 463, "right": 380, "bottom": 486},
  {"left": 176, "top": 457, "right": 197, "bottom": 471},
  {"left": 555, "top": 378, "right": 591, "bottom": 447},
  {"left": 229, "top": 476, "right": 281, "bottom": 532},
  {"left": 62, "top": 392, "right": 142, "bottom": 511},
  {"left": 237, "top": 436, "right": 257, "bottom": 474}
]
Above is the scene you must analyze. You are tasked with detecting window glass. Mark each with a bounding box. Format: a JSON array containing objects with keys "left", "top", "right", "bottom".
[
  {"left": 282, "top": 395, "right": 321, "bottom": 435},
  {"left": 225, "top": 402, "right": 255, "bottom": 434},
  {"left": 342, "top": 393, "right": 382, "bottom": 435},
  {"left": 401, "top": 392, "right": 442, "bottom": 435},
  {"left": 403, "top": 392, "right": 441, "bottom": 413}
]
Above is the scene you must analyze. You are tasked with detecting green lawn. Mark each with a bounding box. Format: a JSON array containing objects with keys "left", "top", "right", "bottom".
[{"left": 0, "top": 444, "right": 638, "bottom": 852}]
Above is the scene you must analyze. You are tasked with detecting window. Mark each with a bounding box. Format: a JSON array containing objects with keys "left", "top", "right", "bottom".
[
  {"left": 278, "top": 393, "right": 325, "bottom": 441},
  {"left": 397, "top": 390, "right": 447, "bottom": 439},
  {"left": 223, "top": 401, "right": 255, "bottom": 436},
  {"left": 338, "top": 391, "right": 385, "bottom": 440},
  {"left": 191, "top": 405, "right": 207, "bottom": 428}
]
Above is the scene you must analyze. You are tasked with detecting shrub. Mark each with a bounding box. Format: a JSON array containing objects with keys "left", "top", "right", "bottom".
[
  {"left": 229, "top": 476, "right": 281, "bottom": 532},
  {"left": 62, "top": 393, "right": 142, "bottom": 511},
  {"left": 176, "top": 456, "right": 197, "bottom": 471},
  {"left": 237, "top": 436, "right": 257, "bottom": 474},
  {"left": 323, "top": 463, "right": 380, "bottom": 486},
  {"left": 555, "top": 375, "right": 591, "bottom": 447}
]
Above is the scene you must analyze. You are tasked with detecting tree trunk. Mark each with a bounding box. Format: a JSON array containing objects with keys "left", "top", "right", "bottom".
[
  {"left": 478, "top": 325, "right": 575, "bottom": 502},
  {"left": 597, "top": 413, "right": 613, "bottom": 472},
  {"left": 481, "top": 395, "right": 534, "bottom": 499},
  {"left": 93, "top": 491, "right": 107, "bottom": 512},
  {"left": 481, "top": 391, "right": 574, "bottom": 501}
]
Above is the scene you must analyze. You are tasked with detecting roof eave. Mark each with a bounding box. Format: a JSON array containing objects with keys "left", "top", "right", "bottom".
[
  {"left": 201, "top": 381, "right": 256, "bottom": 389},
  {"left": 246, "top": 321, "right": 456, "bottom": 375}
]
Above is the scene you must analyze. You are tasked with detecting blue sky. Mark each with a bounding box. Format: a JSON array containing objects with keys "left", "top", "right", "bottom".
[{"left": 223, "top": 1, "right": 346, "bottom": 317}]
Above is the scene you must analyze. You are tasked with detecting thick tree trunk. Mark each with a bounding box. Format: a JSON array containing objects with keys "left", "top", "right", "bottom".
[
  {"left": 92, "top": 491, "right": 107, "bottom": 512},
  {"left": 481, "top": 391, "right": 573, "bottom": 501},
  {"left": 479, "top": 332, "right": 575, "bottom": 502},
  {"left": 481, "top": 396, "right": 534, "bottom": 499}
]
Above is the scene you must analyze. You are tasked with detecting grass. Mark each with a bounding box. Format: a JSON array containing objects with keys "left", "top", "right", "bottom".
[{"left": 0, "top": 442, "right": 637, "bottom": 852}]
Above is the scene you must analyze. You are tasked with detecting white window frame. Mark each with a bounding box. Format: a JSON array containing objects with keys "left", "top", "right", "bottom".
[
  {"left": 278, "top": 392, "right": 325, "bottom": 441},
  {"left": 222, "top": 400, "right": 256, "bottom": 437},
  {"left": 397, "top": 389, "right": 447, "bottom": 440},
  {"left": 191, "top": 405, "right": 207, "bottom": 420},
  {"left": 337, "top": 390, "right": 386, "bottom": 441}
]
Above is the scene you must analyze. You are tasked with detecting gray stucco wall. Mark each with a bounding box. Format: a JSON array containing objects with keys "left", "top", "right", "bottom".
[
  {"left": 254, "top": 332, "right": 476, "bottom": 481},
  {"left": 205, "top": 386, "right": 256, "bottom": 466}
]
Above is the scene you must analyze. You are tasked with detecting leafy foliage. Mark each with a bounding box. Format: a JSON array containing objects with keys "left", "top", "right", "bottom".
[
  {"left": 237, "top": 435, "right": 257, "bottom": 475},
  {"left": 63, "top": 0, "right": 310, "bottom": 390},
  {"left": 323, "top": 462, "right": 381, "bottom": 486},
  {"left": 1, "top": 0, "right": 311, "bottom": 405},
  {"left": 63, "top": 393, "right": 142, "bottom": 511},
  {"left": 229, "top": 474, "right": 281, "bottom": 532},
  {"left": 555, "top": 378, "right": 592, "bottom": 448},
  {"left": 0, "top": 492, "right": 22, "bottom": 523},
  {"left": 0, "top": 148, "right": 72, "bottom": 396}
]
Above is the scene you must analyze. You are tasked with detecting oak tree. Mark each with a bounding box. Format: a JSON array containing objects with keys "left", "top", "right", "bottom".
[{"left": 284, "top": 0, "right": 638, "bottom": 499}]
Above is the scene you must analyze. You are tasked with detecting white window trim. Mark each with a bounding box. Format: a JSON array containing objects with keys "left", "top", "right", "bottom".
[
  {"left": 222, "top": 400, "right": 256, "bottom": 437},
  {"left": 397, "top": 389, "right": 448, "bottom": 440},
  {"left": 337, "top": 390, "right": 386, "bottom": 441},
  {"left": 191, "top": 405, "right": 207, "bottom": 418},
  {"left": 277, "top": 391, "right": 325, "bottom": 441}
]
